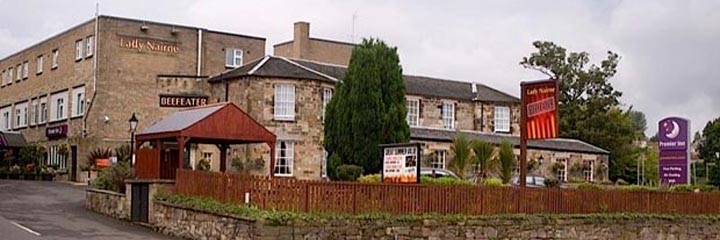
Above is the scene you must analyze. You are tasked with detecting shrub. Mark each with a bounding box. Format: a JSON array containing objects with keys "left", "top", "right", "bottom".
[
  {"left": 93, "top": 161, "right": 134, "bottom": 193},
  {"left": 421, "top": 176, "right": 473, "bottom": 186},
  {"left": 196, "top": 158, "right": 211, "bottom": 171},
  {"left": 497, "top": 141, "right": 515, "bottom": 184},
  {"left": 357, "top": 174, "right": 381, "bottom": 184},
  {"left": 577, "top": 182, "right": 604, "bottom": 190},
  {"left": 616, "top": 185, "right": 657, "bottom": 192},
  {"left": 544, "top": 178, "right": 560, "bottom": 188},
  {"left": 670, "top": 184, "right": 717, "bottom": 192},
  {"left": 335, "top": 164, "right": 364, "bottom": 181},
  {"left": 482, "top": 178, "right": 503, "bottom": 187}
]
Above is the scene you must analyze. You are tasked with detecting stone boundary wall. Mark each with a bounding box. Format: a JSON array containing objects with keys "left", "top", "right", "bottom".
[
  {"left": 85, "top": 188, "right": 130, "bottom": 220},
  {"left": 152, "top": 201, "right": 720, "bottom": 240},
  {"left": 153, "top": 201, "right": 257, "bottom": 240}
]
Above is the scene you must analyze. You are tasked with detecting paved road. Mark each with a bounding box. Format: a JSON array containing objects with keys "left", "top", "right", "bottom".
[{"left": 0, "top": 180, "right": 174, "bottom": 240}]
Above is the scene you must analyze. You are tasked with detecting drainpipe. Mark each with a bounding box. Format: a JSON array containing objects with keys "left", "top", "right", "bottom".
[{"left": 197, "top": 29, "right": 203, "bottom": 76}]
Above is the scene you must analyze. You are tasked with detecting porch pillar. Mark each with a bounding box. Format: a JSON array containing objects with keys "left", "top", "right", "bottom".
[
  {"left": 219, "top": 144, "right": 228, "bottom": 172},
  {"left": 268, "top": 141, "right": 276, "bottom": 178},
  {"left": 177, "top": 137, "right": 186, "bottom": 170}
]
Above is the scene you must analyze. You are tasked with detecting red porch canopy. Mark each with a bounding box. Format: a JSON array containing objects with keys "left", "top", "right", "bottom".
[{"left": 134, "top": 102, "right": 276, "bottom": 179}]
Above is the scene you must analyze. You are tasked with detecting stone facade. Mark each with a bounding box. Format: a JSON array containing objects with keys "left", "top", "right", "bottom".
[
  {"left": 273, "top": 22, "right": 354, "bottom": 66},
  {"left": 85, "top": 188, "right": 129, "bottom": 220},
  {"left": 151, "top": 201, "right": 720, "bottom": 240},
  {"left": 0, "top": 15, "right": 265, "bottom": 181}
]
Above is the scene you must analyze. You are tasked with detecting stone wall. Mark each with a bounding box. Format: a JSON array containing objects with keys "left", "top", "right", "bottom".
[
  {"left": 151, "top": 201, "right": 720, "bottom": 240},
  {"left": 153, "top": 201, "right": 256, "bottom": 240},
  {"left": 85, "top": 188, "right": 129, "bottom": 220}
]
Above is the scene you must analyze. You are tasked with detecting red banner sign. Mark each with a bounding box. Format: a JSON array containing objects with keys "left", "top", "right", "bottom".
[{"left": 521, "top": 79, "right": 559, "bottom": 140}]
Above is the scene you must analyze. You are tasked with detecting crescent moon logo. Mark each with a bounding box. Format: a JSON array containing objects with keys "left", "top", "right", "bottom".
[{"left": 665, "top": 120, "right": 680, "bottom": 139}]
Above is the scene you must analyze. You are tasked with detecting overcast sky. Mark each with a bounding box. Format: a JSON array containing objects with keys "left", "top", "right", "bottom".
[{"left": 1, "top": 0, "right": 719, "bottom": 136}]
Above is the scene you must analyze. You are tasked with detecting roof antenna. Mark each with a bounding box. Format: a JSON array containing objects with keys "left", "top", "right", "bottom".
[{"left": 350, "top": 12, "right": 358, "bottom": 43}]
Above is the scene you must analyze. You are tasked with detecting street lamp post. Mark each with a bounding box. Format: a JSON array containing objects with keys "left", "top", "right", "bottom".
[{"left": 129, "top": 113, "right": 139, "bottom": 166}]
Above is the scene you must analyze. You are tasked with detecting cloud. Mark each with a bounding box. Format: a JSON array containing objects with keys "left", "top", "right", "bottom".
[{"left": 1, "top": 0, "right": 718, "bottom": 135}]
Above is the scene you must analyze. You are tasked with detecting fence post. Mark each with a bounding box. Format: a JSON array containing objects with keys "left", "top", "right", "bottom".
[
  {"left": 303, "top": 182, "right": 310, "bottom": 212},
  {"left": 352, "top": 186, "right": 357, "bottom": 215}
]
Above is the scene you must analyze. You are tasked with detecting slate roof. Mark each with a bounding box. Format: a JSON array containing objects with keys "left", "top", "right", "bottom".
[
  {"left": 208, "top": 56, "right": 520, "bottom": 103},
  {"left": 0, "top": 131, "right": 27, "bottom": 148},
  {"left": 411, "top": 127, "right": 609, "bottom": 155},
  {"left": 139, "top": 104, "right": 225, "bottom": 135}
]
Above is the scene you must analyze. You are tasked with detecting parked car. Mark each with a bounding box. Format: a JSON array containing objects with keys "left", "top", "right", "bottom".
[
  {"left": 420, "top": 168, "right": 459, "bottom": 179},
  {"left": 510, "top": 175, "right": 547, "bottom": 188}
]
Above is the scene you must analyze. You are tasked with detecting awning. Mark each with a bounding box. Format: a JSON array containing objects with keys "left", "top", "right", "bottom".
[{"left": 0, "top": 131, "right": 27, "bottom": 148}]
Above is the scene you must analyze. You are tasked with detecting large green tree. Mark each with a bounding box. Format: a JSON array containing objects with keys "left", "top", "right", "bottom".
[
  {"left": 324, "top": 38, "right": 410, "bottom": 176},
  {"left": 697, "top": 118, "right": 720, "bottom": 186},
  {"left": 520, "top": 41, "right": 641, "bottom": 182}
]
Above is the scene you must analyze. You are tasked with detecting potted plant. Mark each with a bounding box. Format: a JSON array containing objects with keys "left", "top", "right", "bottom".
[
  {"left": 40, "top": 166, "right": 57, "bottom": 181},
  {"left": 8, "top": 165, "right": 21, "bottom": 179},
  {"left": 23, "top": 163, "right": 36, "bottom": 180}
]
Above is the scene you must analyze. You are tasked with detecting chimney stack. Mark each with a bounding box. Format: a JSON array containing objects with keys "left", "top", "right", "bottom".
[{"left": 293, "top": 21, "right": 310, "bottom": 59}]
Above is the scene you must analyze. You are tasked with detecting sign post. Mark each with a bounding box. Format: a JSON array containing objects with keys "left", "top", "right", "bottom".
[
  {"left": 520, "top": 79, "right": 559, "bottom": 187},
  {"left": 379, "top": 143, "right": 422, "bottom": 184},
  {"left": 658, "top": 117, "right": 691, "bottom": 185}
]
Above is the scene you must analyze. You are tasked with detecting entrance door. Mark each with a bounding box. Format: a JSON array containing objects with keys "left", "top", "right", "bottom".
[
  {"left": 70, "top": 146, "right": 77, "bottom": 182},
  {"left": 130, "top": 183, "right": 149, "bottom": 223},
  {"left": 160, "top": 148, "right": 179, "bottom": 179}
]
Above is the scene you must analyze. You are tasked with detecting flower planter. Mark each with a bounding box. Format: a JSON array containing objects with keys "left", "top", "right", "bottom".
[
  {"left": 0, "top": 173, "right": 6, "bottom": 179},
  {"left": 23, "top": 174, "right": 37, "bottom": 180},
  {"left": 8, "top": 173, "right": 21, "bottom": 180}
]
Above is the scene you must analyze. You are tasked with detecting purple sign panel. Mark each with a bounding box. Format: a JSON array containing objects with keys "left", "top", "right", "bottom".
[{"left": 658, "top": 117, "right": 690, "bottom": 185}]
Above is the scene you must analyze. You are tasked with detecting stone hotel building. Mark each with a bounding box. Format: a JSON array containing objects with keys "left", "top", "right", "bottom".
[
  {"left": 0, "top": 15, "right": 265, "bottom": 181},
  {"left": 0, "top": 17, "right": 609, "bottom": 183}
]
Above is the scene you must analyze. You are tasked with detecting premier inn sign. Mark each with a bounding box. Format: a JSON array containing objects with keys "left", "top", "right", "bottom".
[
  {"left": 119, "top": 36, "right": 180, "bottom": 53},
  {"left": 159, "top": 94, "right": 208, "bottom": 108}
]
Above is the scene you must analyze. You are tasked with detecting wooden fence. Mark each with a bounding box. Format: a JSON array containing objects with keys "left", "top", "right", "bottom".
[{"left": 174, "top": 169, "right": 720, "bottom": 215}]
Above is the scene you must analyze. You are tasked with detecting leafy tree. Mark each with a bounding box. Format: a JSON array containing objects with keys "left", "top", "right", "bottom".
[
  {"left": 642, "top": 147, "right": 659, "bottom": 186},
  {"left": 324, "top": 38, "right": 409, "bottom": 176},
  {"left": 471, "top": 139, "right": 495, "bottom": 181},
  {"left": 520, "top": 41, "right": 641, "bottom": 183},
  {"left": 629, "top": 109, "right": 648, "bottom": 139},
  {"left": 448, "top": 134, "right": 473, "bottom": 180},
  {"left": 497, "top": 141, "right": 515, "bottom": 184},
  {"left": 697, "top": 117, "right": 720, "bottom": 186}
]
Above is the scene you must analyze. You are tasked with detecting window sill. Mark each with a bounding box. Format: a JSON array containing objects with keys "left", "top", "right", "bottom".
[
  {"left": 13, "top": 126, "right": 28, "bottom": 130},
  {"left": 75, "top": 58, "right": 82, "bottom": 62},
  {"left": 85, "top": 55, "right": 93, "bottom": 59},
  {"left": 70, "top": 115, "right": 83, "bottom": 120},
  {"left": 51, "top": 66, "right": 58, "bottom": 70},
  {"left": 48, "top": 118, "right": 67, "bottom": 124},
  {"left": 36, "top": 72, "right": 43, "bottom": 76},
  {"left": 273, "top": 117, "right": 296, "bottom": 122},
  {"left": 273, "top": 174, "right": 294, "bottom": 177}
]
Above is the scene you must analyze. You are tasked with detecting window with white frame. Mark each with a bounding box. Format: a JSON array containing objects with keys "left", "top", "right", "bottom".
[
  {"left": 431, "top": 150, "right": 447, "bottom": 169},
  {"left": 556, "top": 159, "right": 568, "bottom": 182},
  {"left": 8, "top": 67, "right": 13, "bottom": 84},
  {"left": 16, "top": 64, "right": 21, "bottom": 81},
  {"left": 36, "top": 55, "right": 43, "bottom": 74},
  {"left": 48, "top": 145, "right": 67, "bottom": 169},
  {"left": 22, "top": 61, "right": 28, "bottom": 79},
  {"left": 14, "top": 102, "right": 28, "bottom": 128},
  {"left": 406, "top": 99, "right": 419, "bottom": 126},
  {"left": 0, "top": 107, "right": 10, "bottom": 131},
  {"left": 14, "top": 109, "right": 20, "bottom": 128},
  {"left": 322, "top": 88, "right": 333, "bottom": 120},
  {"left": 31, "top": 100, "right": 38, "bottom": 126},
  {"left": 273, "top": 141, "right": 294, "bottom": 176},
  {"left": 274, "top": 84, "right": 295, "bottom": 121},
  {"left": 72, "top": 86, "right": 85, "bottom": 117},
  {"left": 85, "top": 36, "right": 94, "bottom": 57},
  {"left": 1, "top": 70, "right": 5, "bottom": 86},
  {"left": 51, "top": 91, "right": 68, "bottom": 121},
  {"left": 52, "top": 49, "right": 59, "bottom": 69},
  {"left": 583, "top": 160, "right": 595, "bottom": 182},
  {"left": 39, "top": 96, "right": 47, "bottom": 124},
  {"left": 442, "top": 102, "right": 455, "bottom": 129},
  {"left": 225, "top": 48, "right": 243, "bottom": 68},
  {"left": 494, "top": 106, "right": 510, "bottom": 132},
  {"left": 75, "top": 39, "right": 83, "bottom": 61}
]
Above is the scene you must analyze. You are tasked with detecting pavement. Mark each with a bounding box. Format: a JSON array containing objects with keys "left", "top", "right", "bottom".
[{"left": 0, "top": 180, "right": 175, "bottom": 240}]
